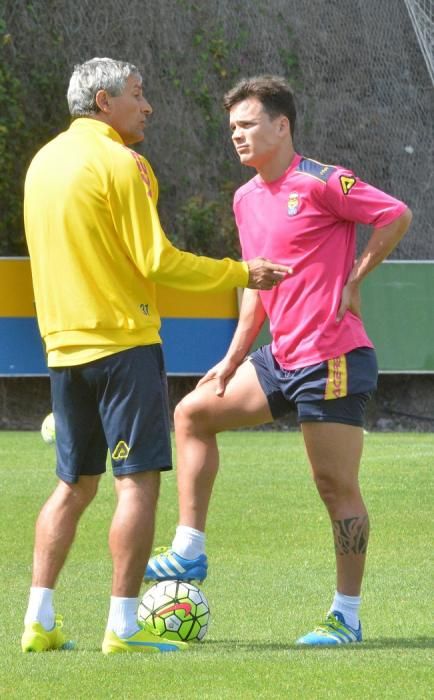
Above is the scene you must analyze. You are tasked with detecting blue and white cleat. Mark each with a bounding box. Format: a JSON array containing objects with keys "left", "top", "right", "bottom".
[
  {"left": 144, "top": 547, "right": 208, "bottom": 584},
  {"left": 296, "top": 610, "right": 362, "bottom": 646}
]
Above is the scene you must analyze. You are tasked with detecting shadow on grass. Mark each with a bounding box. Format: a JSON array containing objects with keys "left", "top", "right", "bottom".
[{"left": 202, "top": 636, "right": 434, "bottom": 652}]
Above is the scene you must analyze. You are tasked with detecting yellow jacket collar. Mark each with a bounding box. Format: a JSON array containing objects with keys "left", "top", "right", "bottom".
[{"left": 69, "top": 117, "right": 125, "bottom": 145}]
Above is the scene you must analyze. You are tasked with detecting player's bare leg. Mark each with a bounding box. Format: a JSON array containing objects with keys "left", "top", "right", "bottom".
[
  {"left": 144, "top": 360, "right": 272, "bottom": 583},
  {"left": 174, "top": 359, "right": 273, "bottom": 532},
  {"left": 32, "top": 475, "right": 100, "bottom": 588},
  {"left": 296, "top": 421, "right": 367, "bottom": 644},
  {"left": 22, "top": 476, "right": 99, "bottom": 651},
  {"left": 109, "top": 470, "right": 160, "bottom": 596},
  {"left": 301, "top": 422, "right": 368, "bottom": 596},
  {"left": 103, "top": 470, "right": 187, "bottom": 654}
]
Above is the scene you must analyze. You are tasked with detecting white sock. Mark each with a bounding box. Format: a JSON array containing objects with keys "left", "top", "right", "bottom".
[
  {"left": 24, "top": 587, "right": 55, "bottom": 630},
  {"left": 329, "top": 591, "right": 361, "bottom": 629},
  {"left": 172, "top": 525, "right": 206, "bottom": 559},
  {"left": 106, "top": 596, "right": 139, "bottom": 638}
]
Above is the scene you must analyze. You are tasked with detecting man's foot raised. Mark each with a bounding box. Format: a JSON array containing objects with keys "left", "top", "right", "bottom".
[
  {"left": 295, "top": 611, "right": 362, "bottom": 646},
  {"left": 144, "top": 547, "right": 208, "bottom": 584},
  {"left": 102, "top": 623, "right": 188, "bottom": 654},
  {"left": 21, "top": 615, "right": 76, "bottom": 652}
]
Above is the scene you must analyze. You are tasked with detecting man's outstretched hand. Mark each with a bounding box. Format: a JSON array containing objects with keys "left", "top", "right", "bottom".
[{"left": 246, "top": 257, "right": 292, "bottom": 289}]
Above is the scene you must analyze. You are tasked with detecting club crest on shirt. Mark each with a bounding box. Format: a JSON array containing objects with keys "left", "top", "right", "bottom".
[{"left": 287, "top": 192, "right": 299, "bottom": 216}]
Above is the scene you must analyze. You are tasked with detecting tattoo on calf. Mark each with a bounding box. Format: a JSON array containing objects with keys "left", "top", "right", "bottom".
[{"left": 332, "top": 515, "right": 369, "bottom": 555}]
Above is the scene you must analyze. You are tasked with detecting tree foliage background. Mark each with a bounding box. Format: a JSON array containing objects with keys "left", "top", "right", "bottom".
[{"left": 1, "top": 0, "right": 433, "bottom": 258}]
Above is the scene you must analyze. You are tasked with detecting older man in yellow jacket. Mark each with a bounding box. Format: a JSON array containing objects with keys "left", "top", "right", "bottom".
[{"left": 22, "top": 57, "right": 289, "bottom": 655}]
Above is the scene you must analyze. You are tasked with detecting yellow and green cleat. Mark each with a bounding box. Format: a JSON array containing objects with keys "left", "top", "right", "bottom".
[
  {"left": 21, "top": 615, "right": 76, "bottom": 652},
  {"left": 102, "top": 622, "right": 188, "bottom": 654}
]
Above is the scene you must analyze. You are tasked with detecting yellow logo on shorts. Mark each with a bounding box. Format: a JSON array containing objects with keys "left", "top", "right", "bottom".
[
  {"left": 112, "top": 441, "right": 130, "bottom": 460},
  {"left": 325, "top": 356, "right": 348, "bottom": 399}
]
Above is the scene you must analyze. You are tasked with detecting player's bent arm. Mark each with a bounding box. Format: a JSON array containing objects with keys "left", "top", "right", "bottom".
[
  {"left": 197, "top": 290, "right": 267, "bottom": 394},
  {"left": 337, "top": 207, "right": 412, "bottom": 322},
  {"left": 349, "top": 207, "right": 412, "bottom": 285}
]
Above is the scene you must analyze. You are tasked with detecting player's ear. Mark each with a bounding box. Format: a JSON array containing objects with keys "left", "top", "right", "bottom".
[
  {"left": 95, "top": 89, "right": 110, "bottom": 113},
  {"left": 279, "top": 115, "right": 290, "bottom": 135}
]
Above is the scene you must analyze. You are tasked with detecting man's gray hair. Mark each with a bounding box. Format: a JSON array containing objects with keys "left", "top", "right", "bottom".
[{"left": 67, "top": 57, "right": 141, "bottom": 117}]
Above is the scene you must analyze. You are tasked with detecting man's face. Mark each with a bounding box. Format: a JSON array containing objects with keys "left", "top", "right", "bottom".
[
  {"left": 229, "top": 97, "right": 287, "bottom": 170},
  {"left": 104, "top": 74, "right": 152, "bottom": 145}
]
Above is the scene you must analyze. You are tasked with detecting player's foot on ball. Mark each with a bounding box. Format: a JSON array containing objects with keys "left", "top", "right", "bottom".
[
  {"left": 102, "top": 623, "right": 188, "bottom": 654},
  {"left": 144, "top": 547, "right": 208, "bottom": 584},
  {"left": 295, "top": 611, "right": 362, "bottom": 646},
  {"left": 21, "top": 615, "right": 76, "bottom": 652}
]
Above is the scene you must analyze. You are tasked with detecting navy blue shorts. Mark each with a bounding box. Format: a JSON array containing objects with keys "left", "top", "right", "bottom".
[
  {"left": 249, "top": 345, "right": 378, "bottom": 427},
  {"left": 49, "top": 345, "right": 172, "bottom": 484}
]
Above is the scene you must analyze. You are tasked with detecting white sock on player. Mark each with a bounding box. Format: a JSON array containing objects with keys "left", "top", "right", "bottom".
[
  {"left": 106, "top": 596, "right": 139, "bottom": 638},
  {"left": 24, "top": 586, "right": 55, "bottom": 630},
  {"left": 329, "top": 590, "right": 361, "bottom": 629},
  {"left": 172, "top": 525, "right": 206, "bottom": 559}
]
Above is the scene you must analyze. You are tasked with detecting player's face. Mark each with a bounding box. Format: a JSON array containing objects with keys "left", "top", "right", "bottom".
[
  {"left": 229, "top": 97, "right": 287, "bottom": 170},
  {"left": 105, "top": 74, "right": 152, "bottom": 145}
]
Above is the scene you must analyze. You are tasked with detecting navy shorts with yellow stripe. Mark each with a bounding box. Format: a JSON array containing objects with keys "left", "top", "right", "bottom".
[
  {"left": 49, "top": 345, "right": 172, "bottom": 484},
  {"left": 249, "top": 345, "right": 378, "bottom": 427}
]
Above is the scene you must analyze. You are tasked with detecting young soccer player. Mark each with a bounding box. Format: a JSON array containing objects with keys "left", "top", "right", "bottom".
[
  {"left": 21, "top": 60, "right": 290, "bottom": 654},
  {"left": 145, "top": 75, "right": 412, "bottom": 645}
]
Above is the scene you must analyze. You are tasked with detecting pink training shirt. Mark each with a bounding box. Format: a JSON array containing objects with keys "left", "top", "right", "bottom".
[{"left": 235, "top": 153, "right": 408, "bottom": 370}]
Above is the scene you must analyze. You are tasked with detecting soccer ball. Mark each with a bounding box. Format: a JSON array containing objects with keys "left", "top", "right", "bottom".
[
  {"left": 138, "top": 580, "right": 210, "bottom": 642},
  {"left": 41, "top": 412, "right": 56, "bottom": 444}
]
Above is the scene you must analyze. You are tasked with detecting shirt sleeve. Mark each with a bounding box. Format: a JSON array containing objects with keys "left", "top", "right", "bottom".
[
  {"left": 108, "top": 150, "right": 249, "bottom": 292},
  {"left": 321, "top": 168, "right": 408, "bottom": 228}
]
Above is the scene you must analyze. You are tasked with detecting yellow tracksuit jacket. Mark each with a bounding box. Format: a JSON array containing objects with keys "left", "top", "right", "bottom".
[{"left": 24, "top": 118, "right": 248, "bottom": 366}]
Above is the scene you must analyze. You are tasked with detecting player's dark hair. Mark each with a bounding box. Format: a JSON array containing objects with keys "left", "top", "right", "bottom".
[{"left": 223, "top": 75, "right": 296, "bottom": 138}]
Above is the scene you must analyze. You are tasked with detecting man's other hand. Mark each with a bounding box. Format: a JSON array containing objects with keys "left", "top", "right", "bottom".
[{"left": 246, "top": 257, "right": 292, "bottom": 290}]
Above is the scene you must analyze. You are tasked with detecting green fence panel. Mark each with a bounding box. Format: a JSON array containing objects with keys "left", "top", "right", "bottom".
[{"left": 362, "top": 261, "right": 434, "bottom": 373}]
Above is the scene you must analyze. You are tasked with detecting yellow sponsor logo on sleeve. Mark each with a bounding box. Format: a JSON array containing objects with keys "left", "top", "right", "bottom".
[{"left": 339, "top": 175, "right": 356, "bottom": 195}]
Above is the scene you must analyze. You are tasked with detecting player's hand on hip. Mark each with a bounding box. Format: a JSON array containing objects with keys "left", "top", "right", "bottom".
[
  {"left": 246, "top": 257, "right": 292, "bottom": 290},
  {"left": 336, "top": 280, "right": 362, "bottom": 322}
]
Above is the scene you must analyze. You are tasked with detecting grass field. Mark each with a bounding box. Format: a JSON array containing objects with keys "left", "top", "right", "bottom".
[{"left": 0, "top": 430, "right": 432, "bottom": 699}]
